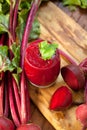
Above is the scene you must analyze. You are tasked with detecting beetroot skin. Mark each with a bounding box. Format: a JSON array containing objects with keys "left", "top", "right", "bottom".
[
  {"left": 16, "top": 123, "right": 41, "bottom": 130},
  {"left": 76, "top": 104, "right": 87, "bottom": 128},
  {"left": 49, "top": 86, "right": 72, "bottom": 110},
  {"left": 0, "top": 116, "right": 15, "bottom": 130},
  {"left": 61, "top": 64, "right": 85, "bottom": 90}
]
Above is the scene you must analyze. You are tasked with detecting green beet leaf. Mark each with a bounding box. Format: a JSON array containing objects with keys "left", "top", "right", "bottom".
[
  {"left": 81, "top": 0, "right": 87, "bottom": 8},
  {"left": 0, "top": 0, "right": 3, "bottom": 2},
  {"left": 29, "top": 19, "right": 40, "bottom": 40},
  {"left": 63, "top": 0, "right": 81, "bottom": 6},
  {"left": 0, "top": 45, "right": 14, "bottom": 72},
  {"left": 63, "top": 0, "right": 87, "bottom": 9},
  {"left": 0, "top": 14, "right": 9, "bottom": 34},
  {"left": 0, "top": 44, "right": 22, "bottom": 73},
  {"left": 39, "top": 41, "right": 58, "bottom": 60},
  {"left": 10, "top": 43, "right": 22, "bottom": 74},
  {"left": 16, "top": 17, "right": 40, "bottom": 43}
]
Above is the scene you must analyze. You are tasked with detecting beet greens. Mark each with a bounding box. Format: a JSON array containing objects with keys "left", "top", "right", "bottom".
[{"left": 0, "top": 0, "right": 42, "bottom": 129}]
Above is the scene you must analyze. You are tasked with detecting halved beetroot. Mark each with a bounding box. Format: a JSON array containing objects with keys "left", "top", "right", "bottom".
[
  {"left": 61, "top": 64, "right": 85, "bottom": 90},
  {"left": 49, "top": 86, "right": 72, "bottom": 110},
  {"left": 17, "top": 123, "right": 41, "bottom": 130}
]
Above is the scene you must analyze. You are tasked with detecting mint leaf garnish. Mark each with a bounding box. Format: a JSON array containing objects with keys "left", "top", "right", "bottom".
[{"left": 39, "top": 41, "right": 58, "bottom": 60}]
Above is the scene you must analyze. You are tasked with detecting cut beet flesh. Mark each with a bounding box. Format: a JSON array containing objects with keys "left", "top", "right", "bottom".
[
  {"left": 49, "top": 86, "right": 72, "bottom": 110},
  {"left": 61, "top": 64, "right": 85, "bottom": 90}
]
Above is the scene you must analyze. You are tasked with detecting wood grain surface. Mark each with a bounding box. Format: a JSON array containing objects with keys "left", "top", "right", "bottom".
[{"left": 30, "top": 1, "right": 87, "bottom": 130}]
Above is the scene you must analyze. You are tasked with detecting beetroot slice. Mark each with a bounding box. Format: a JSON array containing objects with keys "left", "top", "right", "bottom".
[
  {"left": 49, "top": 86, "right": 72, "bottom": 110},
  {"left": 17, "top": 123, "right": 41, "bottom": 130},
  {"left": 61, "top": 64, "right": 85, "bottom": 90}
]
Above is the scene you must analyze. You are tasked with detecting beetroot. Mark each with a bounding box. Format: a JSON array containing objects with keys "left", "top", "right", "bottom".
[
  {"left": 76, "top": 81, "right": 87, "bottom": 129},
  {"left": 60, "top": 52, "right": 87, "bottom": 128},
  {"left": 0, "top": 116, "right": 15, "bottom": 130},
  {"left": 76, "top": 104, "right": 87, "bottom": 129},
  {"left": 49, "top": 86, "right": 72, "bottom": 110},
  {"left": 17, "top": 123, "right": 41, "bottom": 130},
  {"left": 61, "top": 64, "right": 85, "bottom": 90},
  {"left": 59, "top": 49, "right": 87, "bottom": 91}
]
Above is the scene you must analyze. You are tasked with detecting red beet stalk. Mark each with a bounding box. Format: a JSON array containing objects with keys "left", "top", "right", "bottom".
[
  {"left": 0, "top": 36, "right": 15, "bottom": 130},
  {"left": 79, "top": 58, "right": 87, "bottom": 77},
  {"left": 59, "top": 49, "right": 77, "bottom": 65},
  {"left": 0, "top": 32, "right": 15, "bottom": 129},
  {"left": 0, "top": 72, "right": 4, "bottom": 115},
  {"left": 7, "top": 0, "right": 41, "bottom": 129},
  {"left": 7, "top": 0, "right": 21, "bottom": 127},
  {"left": 20, "top": 0, "right": 41, "bottom": 125},
  {"left": 20, "top": 0, "right": 41, "bottom": 67},
  {"left": 12, "top": 0, "right": 20, "bottom": 40},
  {"left": 3, "top": 74, "right": 9, "bottom": 117},
  {"left": 8, "top": 73, "right": 21, "bottom": 127},
  {"left": 0, "top": 74, "right": 15, "bottom": 129}
]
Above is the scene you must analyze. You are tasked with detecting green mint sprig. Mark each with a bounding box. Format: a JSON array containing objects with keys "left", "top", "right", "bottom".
[{"left": 39, "top": 41, "right": 58, "bottom": 60}]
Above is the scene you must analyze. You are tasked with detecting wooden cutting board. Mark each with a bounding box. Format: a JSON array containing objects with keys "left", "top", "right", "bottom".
[{"left": 29, "top": 1, "right": 87, "bottom": 130}]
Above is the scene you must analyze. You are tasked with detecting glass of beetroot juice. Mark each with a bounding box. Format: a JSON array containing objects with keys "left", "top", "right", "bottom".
[{"left": 24, "top": 39, "right": 60, "bottom": 88}]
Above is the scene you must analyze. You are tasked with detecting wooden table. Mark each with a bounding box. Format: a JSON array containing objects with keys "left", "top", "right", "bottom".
[{"left": 29, "top": 1, "right": 87, "bottom": 130}]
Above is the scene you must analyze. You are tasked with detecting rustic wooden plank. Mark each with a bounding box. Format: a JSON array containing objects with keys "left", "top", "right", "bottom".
[
  {"left": 38, "top": 2, "right": 87, "bottom": 63},
  {"left": 31, "top": 108, "right": 45, "bottom": 127},
  {"left": 28, "top": 1, "right": 87, "bottom": 130},
  {"left": 54, "top": 1, "right": 87, "bottom": 31}
]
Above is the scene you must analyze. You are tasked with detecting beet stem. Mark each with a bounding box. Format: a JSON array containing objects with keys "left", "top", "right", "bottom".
[
  {"left": 20, "top": 0, "right": 41, "bottom": 68},
  {"left": 0, "top": 34, "right": 5, "bottom": 45},
  {"left": 20, "top": 71, "right": 27, "bottom": 124},
  {"left": 12, "top": 0, "right": 20, "bottom": 40},
  {"left": 8, "top": 73, "right": 21, "bottom": 127},
  {"left": 0, "top": 73, "right": 4, "bottom": 115},
  {"left": 3, "top": 75, "right": 9, "bottom": 117},
  {"left": 26, "top": 79, "right": 31, "bottom": 121},
  {"left": 20, "top": 0, "right": 41, "bottom": 124},
  {"left": 59, "top": 49, "right": 77, "bottom": 65},
  {"left": 84, "top": 80, "right": 87, "bottom": 103},
  {"left": 79, "top": 58, "right": 87, "bottom": 76},
  {"left": 12, "top": 77, "right": 21, "bottom": 119},
  {"left": 9, "top": 0, "right": 14, "bottom": 36}
]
